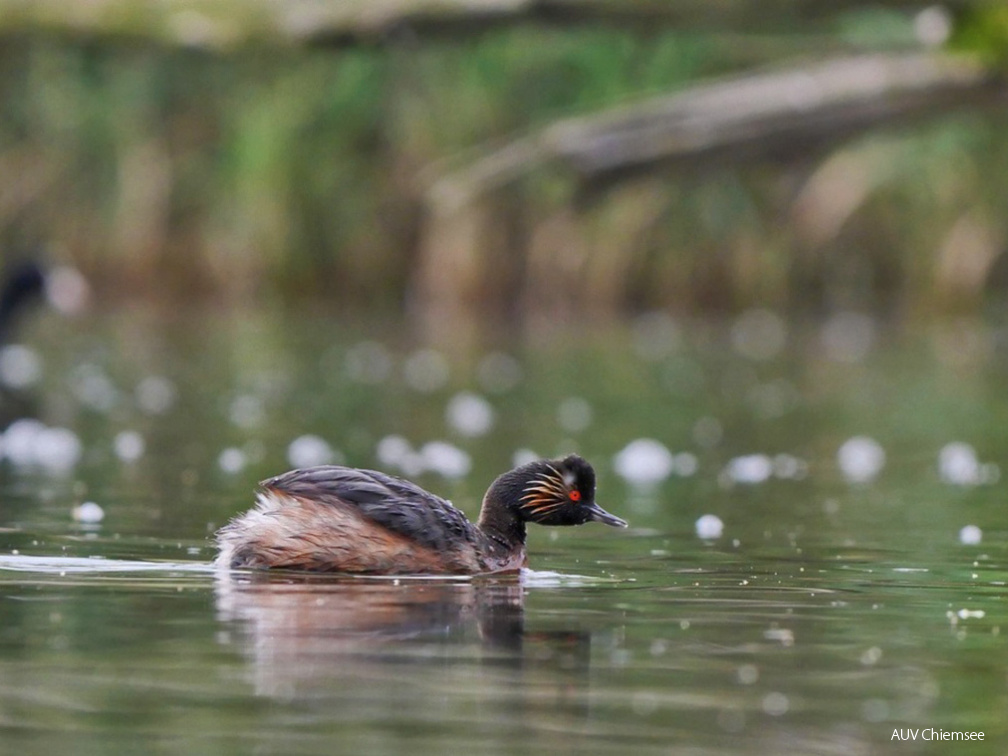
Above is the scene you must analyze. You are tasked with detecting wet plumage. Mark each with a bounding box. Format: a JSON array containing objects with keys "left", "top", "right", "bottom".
[{"left": 216, "top": 454, "right": 626, "bottom": 575}]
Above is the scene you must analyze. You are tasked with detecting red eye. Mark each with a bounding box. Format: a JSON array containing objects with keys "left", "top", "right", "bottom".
[{"left": 569, "top": 490, "right": 581, "bottom": 502}]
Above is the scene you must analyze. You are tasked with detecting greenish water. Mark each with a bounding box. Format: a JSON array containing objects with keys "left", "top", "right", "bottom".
[{"left": 1, "top": 308, "right": 1007, "bottom": 755}]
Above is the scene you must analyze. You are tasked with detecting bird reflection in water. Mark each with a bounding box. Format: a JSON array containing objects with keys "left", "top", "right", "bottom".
[{"left": 214, "top": 572, "right": 593, "bottom": 718}]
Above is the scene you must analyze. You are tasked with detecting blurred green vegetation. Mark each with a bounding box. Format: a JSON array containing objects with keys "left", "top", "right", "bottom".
[
  {"left": 951, "top": 3, "right": 1008, "bottom": 66},
  {"left": 2, "top": 4, "right": 1008, "bottom": 319}
]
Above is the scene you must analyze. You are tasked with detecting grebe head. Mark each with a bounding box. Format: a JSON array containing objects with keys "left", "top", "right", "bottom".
[{"left": 489, "top": 454, "right": 627, "bottom": 528}]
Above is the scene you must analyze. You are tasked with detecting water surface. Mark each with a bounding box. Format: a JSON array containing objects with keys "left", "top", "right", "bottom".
[{"left": 1, "top": 309, "right": 1005, "bottom": 754}]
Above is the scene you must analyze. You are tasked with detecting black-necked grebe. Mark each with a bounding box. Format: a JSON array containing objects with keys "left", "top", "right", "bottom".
[{"left": 215, "top": 454, "right": 627, "bottom": 575}]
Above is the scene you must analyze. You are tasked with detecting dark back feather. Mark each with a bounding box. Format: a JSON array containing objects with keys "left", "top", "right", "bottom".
[{"left": 262, "top": 466, "right": 477, "bottom": 553}]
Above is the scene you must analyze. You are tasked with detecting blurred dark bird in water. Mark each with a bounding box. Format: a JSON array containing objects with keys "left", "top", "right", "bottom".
[
  {"left": 216, "top": 454, "right": 627, "bottom": 575},
  {"left": 0, "top": 260, "right": 46, "bottom": 342},
  {"left": 0, "top": 259, "right": 89, "bottom": 428}
]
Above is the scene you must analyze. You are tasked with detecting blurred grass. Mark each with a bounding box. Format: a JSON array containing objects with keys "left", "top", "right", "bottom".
[{"left": 2, "top": 9, "right": 1008, "bottom": 319}]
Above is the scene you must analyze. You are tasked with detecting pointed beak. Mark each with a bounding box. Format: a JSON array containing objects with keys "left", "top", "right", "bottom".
[{"left": 586, "top": 502, "right": 628, "bottom": 528}]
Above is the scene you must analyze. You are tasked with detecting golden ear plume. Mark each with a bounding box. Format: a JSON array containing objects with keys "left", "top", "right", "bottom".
[{"left": 520, "top": 465, "right": 569, "bottom": 517}]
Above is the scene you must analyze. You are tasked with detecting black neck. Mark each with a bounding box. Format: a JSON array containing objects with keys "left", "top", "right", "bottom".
[
  {"left": 476, "top": 496, "right": 526, "bottom": 555},
  {"left": 475, "top": 459, "right": 564, "bottom": 557}
]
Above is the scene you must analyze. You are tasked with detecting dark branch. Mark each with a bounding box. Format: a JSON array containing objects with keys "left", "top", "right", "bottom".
[{"left": 426, "top": 52, "right": 1007, "bottom": 209}]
